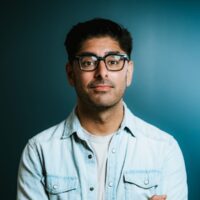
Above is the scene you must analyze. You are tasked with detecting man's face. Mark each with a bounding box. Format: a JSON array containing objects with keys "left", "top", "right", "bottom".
[{"left": 67, "top": 36, "right": 133, "bottom": 110}]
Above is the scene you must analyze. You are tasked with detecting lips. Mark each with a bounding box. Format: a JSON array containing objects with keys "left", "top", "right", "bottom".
[
  {"left": 91, "top": 84, "right": 113, "bottom": 92},
  {"left": 88, "top": 80, "right": 114, "bottom": 92}
]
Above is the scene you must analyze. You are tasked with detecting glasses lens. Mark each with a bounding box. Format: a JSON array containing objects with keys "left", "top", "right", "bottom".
[
  {"left": 105, "top": 55, "right": 125, "bottom": 71},
  {"left": 79, "top": 56, "right": 97, "bottom": 71}
]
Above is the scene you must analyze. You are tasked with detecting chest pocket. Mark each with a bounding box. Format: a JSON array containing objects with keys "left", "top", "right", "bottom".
[
  {"left": 124, "top": 170, "right": 160, "bottom": 200},
  {"left": 42, "top": 175, "right": 79, "bottom": 200}
]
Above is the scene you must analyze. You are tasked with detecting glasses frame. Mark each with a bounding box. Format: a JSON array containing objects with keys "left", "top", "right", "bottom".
[{"left": 74, "top": 53, "right": 129, "bottom": 72}]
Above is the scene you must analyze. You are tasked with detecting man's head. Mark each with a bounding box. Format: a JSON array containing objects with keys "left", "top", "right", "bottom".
[
  {"left": 65, "top": 18, "right": 134, "bottom": 110},
  {"left": 64, "top": 18, "right": 133, "bottom": 63}
]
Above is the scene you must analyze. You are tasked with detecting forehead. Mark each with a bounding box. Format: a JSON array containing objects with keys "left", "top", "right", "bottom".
[{"left": 78, "top": 36, "right": 124, "bottom": 56}]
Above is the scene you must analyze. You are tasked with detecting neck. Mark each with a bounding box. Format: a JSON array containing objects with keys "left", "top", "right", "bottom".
[{"left": 76, "top": 100, "right": 124, "bottom": 136}]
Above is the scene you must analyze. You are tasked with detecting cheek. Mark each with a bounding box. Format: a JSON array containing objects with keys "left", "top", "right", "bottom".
[
  {"left": 117, "top": 72, "right": 128, "bottom": 86},
  {"left": 74, "top": 74, "right": 91, "bottom": 89}
]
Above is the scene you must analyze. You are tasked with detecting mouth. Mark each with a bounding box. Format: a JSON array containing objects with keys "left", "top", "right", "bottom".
[{"left": 90, "top": 84, "right": 113, "bottom": 92}]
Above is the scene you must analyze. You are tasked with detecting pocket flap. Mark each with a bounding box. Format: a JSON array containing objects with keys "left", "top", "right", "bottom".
[
  {"left": 43, "top": 176, "right": 78, "bottom": 194},
  {"left": 124, "top": 170, "right": 160, "bottom": 189}
]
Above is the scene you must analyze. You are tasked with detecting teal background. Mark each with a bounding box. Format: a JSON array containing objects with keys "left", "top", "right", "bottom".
[{"left": 1, "top": 0, "right": 200, "bottom": 199}]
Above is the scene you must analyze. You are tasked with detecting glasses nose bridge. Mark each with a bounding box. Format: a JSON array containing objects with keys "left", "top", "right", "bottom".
[{"left": 96, "top": 56, "right": 107, "bottom": 69}]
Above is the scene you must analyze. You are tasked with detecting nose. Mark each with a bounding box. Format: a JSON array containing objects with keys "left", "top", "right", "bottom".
[{"left": 94, "top": 60, "right": 108, "bottom": 78}]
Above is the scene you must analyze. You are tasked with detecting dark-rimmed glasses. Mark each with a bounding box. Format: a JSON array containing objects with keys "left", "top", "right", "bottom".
[{"left": 74, "top": 53, "right": 129, "bottom": 71}]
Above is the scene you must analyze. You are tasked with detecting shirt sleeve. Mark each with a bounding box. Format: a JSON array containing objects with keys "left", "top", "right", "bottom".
[
  {"left": 17, "top": 141, "right": 49, "bottom": 200},
  {"left": 161, "top": 137, "right": 188, "bottom": 200}
]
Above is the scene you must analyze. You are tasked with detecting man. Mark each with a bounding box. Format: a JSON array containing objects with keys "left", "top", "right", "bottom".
[{"left": 17, "top": 18, "right": 188, "bottom": 200}]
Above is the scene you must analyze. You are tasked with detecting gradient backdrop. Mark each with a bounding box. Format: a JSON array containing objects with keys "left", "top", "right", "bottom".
[{"left": 1, "top": 0, "right": 200, "bottom": 199}]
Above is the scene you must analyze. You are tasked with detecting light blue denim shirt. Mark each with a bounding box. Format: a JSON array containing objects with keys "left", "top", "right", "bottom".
[{"left": 17, "top": 104, "right": 188, "bottom": 200}]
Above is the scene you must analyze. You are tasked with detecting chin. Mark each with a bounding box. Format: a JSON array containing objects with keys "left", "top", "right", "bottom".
[{"left": 89, "top": 99, "right": 122, "bottom": 110}]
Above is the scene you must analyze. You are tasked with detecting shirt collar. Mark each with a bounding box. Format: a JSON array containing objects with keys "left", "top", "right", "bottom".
[
  {"left": 119, "top": 102, "right": 137, "bottom": 137},
  {"left": 61, "top": 107, "right": 82, "bottom": 139},
  {"left": 61, "top": 102, "right": 137, "bottom": 139}
]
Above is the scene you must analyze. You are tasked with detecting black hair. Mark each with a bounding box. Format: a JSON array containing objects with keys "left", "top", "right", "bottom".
[{"left": 64, "top": 18, "right": 133, "bottom": 62}]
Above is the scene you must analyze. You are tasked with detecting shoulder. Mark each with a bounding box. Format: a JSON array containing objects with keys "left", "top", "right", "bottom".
[
  {"left": 126, "top": 107, "right": 177, "bottom": 146},
  {"left": 28, "top": 120, "right": 66, "bottom": 147},
  {"left": 127, "top": 111, "right": 184, "bottom": 162},
  {"left": 26, "top": 108, "right": 79, "bottom": 150},
  {"left": 134, "top": 115, "right": 172, "bottom": 141}
]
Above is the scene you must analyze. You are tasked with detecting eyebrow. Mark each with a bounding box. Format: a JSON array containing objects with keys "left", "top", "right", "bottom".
[{"left": 77, "top": 51, "right": 122, "bottom": 57}]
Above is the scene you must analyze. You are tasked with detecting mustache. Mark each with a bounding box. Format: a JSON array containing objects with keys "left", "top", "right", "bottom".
[{"left": 88, "top": 79, "right": 115, "bottom": 88}]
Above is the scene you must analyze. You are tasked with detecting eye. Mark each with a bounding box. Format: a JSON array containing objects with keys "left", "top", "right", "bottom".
[
  {"left": 107, "top": 60, "right": 119, "bottom": 65},
  {"left": 82, "top": 61, "right": 94, "bottom": 66},
  {"left": 106, "top": 55, "right": 121, "bottom": 66},
  {"left": 80, "top": 56, "right": 96, "bottom": 68}
]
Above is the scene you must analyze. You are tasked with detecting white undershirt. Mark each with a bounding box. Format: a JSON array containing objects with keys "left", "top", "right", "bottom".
[{"left": 82, "top": 128, "right": 114, "bottom": 200}]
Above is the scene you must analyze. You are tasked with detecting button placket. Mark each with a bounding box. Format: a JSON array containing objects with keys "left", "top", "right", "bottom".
[
  {"left": 84, "top": 147, "right": 97, "bottom": 200},
  {"left": 105, "top": 134, "right": 119, "bottom": 199}
]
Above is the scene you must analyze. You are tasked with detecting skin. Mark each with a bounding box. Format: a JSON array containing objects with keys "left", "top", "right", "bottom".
[
  {"left": 66, "top": 36, "right": 133, "bottom": 135},
  {"left": 150, "top": 195, "right": 167, "bottom": 200}
]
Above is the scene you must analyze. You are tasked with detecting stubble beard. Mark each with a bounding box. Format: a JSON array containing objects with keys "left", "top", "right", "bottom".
[
  {"left": 75, "top": 86, "right": 125, "bottom": 113},
  {"left": 74, "top": 75, "right": 127, "bottom": 112}
]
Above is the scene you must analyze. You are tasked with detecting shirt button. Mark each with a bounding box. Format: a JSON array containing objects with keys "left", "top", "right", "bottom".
[
  {"left": 89, "top": 187, "right": 94, "bottom": 191},
  {"left": 112, "top": 148, "right": 116, "bottom": 153},
  {"left": 108, "top": 182, "right": 113, "bottom": 187},
  {"left": 88, "top": 154, "right": 93, "bottom": 159},
  {"left": 144, "top": 179, "right": 149, "bottom": 185}
]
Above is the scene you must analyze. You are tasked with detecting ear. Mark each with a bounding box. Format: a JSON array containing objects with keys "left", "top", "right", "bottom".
[
  {"left": 66, "top": 63, "right": 75, "bottom": 86},
  {"left": 126, "top": 60, "right": 134, "bottom": 87}
]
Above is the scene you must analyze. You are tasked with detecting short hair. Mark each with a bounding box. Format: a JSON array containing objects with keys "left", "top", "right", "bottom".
[{"left": 64, "top": 18, "right": 133, "bottom": 63}]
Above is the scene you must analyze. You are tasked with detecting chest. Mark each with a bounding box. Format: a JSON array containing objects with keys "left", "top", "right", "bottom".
[{"left": 41, "top": 134, "right": 164, "bottom": 200}]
